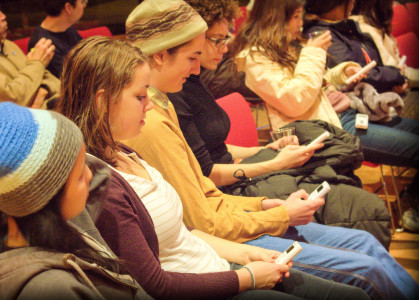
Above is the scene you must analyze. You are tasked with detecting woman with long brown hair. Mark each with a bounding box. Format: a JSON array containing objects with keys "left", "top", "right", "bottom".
[
  {"left": 232, "top": 0, "right": 419, "bottom": 228},
  {"left": 118, "top": 1, "right": 417, "bottom": 299},
  {"left": 303, "top": 0, "right": 419, "bottom": 233},
  {"left": 232, "top": 0, "right": 360, "bottom": 132},
  {"left": 56, "top": 29, "right": 369, "bottom": 300}
]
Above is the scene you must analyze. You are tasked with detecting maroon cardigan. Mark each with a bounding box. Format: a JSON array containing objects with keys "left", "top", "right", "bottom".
[{"left": 94, "top": 165, "right": 239, "bottom": 299}]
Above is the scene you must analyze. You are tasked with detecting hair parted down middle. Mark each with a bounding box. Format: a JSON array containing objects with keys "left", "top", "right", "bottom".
[
  {"left": 56, "top": 36, "right": 147, "bottom": 166},
  {"left": 184, "top": 0, "right": 240, "bottom": 28},
  {"left": 231, "top": 0, "right": 305, "bottom": 71}
]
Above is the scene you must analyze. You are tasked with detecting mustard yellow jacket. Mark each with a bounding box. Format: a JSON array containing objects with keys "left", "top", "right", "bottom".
[{"left": 124, "top": 87, "right": 290, "bottom": 243}]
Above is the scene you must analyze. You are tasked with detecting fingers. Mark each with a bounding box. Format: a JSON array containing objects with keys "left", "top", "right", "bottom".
[
  {"left": 289, "top": 135, "right": 299, "bottom": 145},
  {"left": 276, "top": 263, "right": 290, "bottom": 274},
  {"left": 305, "top": 142, "right": 324, "bottom": 152},
  {"left": 289, "top": 189, "right": 309, "bottom": 200},
  {"left": 309, "top": 196, "right": 325, "bottom": 207}
]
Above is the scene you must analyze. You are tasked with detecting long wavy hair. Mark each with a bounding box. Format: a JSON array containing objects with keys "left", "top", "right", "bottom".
[
  {"left": 352, "top": 0, "right": 393, "bottom": 37},
  {"left": 56, "top": 37, "right": 147, "bottom": 166},
  {"left": 231, "top": 0, "right": 306, "bottom": 71}
]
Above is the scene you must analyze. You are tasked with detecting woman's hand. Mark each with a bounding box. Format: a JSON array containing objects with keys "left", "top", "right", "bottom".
[
  {"left": 247, "top": 261, "right": 291, "bottom": 289},
  {"left": 344, "top": 65, "right": 367, "bottom": 84},
  {"left": 266, "top": 135, "right": 299, "bottom": 151},
  {"left": 307, "top": 30, "right": 332, "bottom": 51},
  {"left": 392, "top": 79, "right": 409, "bottom": 94},
  {"left": 31, "top": 87, "right": 48, "bottom": 108},
  {"left": 283, "top": 190, "right": 325, "bottom": 226},
  {"left": 239, "top": 244, "right": 282, "bottom": 264},
  {"left": 397, "top": 64, "right": 406, "bottom": 76},
  {"left": 272, "top": 143, "right": 323, "bottom": 170}
]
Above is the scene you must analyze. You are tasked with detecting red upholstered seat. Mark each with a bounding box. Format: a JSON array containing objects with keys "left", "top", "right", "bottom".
[
  {"left": 78, "top": 26, "right": 112, "bottom": 39},
  {"left": 233, "top": 6, "right": 248, "bottom": 34},
  {"left": 13, "top": 37, "right": 30, "bottom": 54},
  {"left": 406, "top": 2, "right": 419, "bottom": 37},
  {"left": 396, "top": 31, "right": 419, "bottom": 68},
  {"left": 12, "top": 26, "right": 112, "bottom": 54},
  {"left": 392, "top": 4, "right": 412, "bottom": 37},
  {"left": 216, "top": 92, "right": 259, "bottom": 147}
]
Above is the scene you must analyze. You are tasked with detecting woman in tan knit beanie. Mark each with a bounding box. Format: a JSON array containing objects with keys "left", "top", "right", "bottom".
[
  {"left": 57, "top": 1, "right": 369, "bottom": 299},
  {"left": 120, "top": 1, "right": 418, "bottom": 300}
]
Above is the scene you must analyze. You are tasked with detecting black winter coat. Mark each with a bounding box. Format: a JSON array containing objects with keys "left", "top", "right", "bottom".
[{"left": 303, "top": 18, "right": 405, "bottom": 93}]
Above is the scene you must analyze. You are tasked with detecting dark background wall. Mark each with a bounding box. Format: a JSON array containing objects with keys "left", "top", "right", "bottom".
[{"left": 0, "top": 0, "right": 139, "bottom": 39}]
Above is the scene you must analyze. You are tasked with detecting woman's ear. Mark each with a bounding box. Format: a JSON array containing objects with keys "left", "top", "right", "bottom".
[
  {"left": 151, "top": 50, "right": 168, "bottom": 67},
  {"left": 6, "top": 216, "right": 28, "bottom": 248},
  {"left": 95, "top": 89, "right": 106, "bottom": 112}
]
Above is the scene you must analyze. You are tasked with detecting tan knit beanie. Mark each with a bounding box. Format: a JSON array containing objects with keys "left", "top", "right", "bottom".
[{"left": 126, "top": 0, "right": 208, "bottom": 55}]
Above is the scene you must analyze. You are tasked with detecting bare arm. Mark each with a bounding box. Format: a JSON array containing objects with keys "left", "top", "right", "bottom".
[
  {"left": 209, "top": 143, "right": 323, "bottom": 186},
  {"left": 191, "top": 229, "right": 281, "bottom": 265},
  {"left": 226, "top": 135, "right": 299, "bottom": 160},
  {"left": 191, "top": 229, "right": 292, "bottom": 291}
]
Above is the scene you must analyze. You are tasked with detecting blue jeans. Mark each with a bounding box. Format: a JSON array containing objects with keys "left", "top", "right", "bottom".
[
  {"left": 339, "top": 109, "right": 419, "bottom": 168},
  {"left": 245, "top": 223, "right": 419, "bottom": 300}
]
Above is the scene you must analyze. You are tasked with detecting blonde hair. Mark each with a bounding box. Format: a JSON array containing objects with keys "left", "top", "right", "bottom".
[{"left": 57, "top": 36, "right": 147, "bottom": 165}]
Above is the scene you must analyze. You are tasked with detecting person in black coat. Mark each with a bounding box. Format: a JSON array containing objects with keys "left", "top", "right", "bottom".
[{"left": 303, "top": 0, "right": 407, "bottom": 94}]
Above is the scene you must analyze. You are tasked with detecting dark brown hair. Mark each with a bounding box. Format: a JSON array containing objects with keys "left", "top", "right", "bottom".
[
  {"left": 231, "top": 0, "right": 305, "bottom": 71},
  {"left": 304, "top": 0, "right": 353, "bottom": 17},
  {"left": 184, "top": 0, "right": 240, "bottom": 28},
  {"left": 56, "top": 36, "right": 147, "bottom": 165},
  {"left": 352, "top": 0, "right": 393, "bottom": 36},
  {"left": 44, "top": 0, "right": 77, "bottom": 16}
]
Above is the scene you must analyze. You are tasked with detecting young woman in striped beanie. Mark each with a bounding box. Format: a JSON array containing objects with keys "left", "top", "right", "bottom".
[{"left": 0, "top": 102, "right": 149, "bottom": 299}]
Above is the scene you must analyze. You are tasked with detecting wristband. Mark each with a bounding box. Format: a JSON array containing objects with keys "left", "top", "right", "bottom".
[{"left": 241, "top": 265, "right": 255, "bottom": 290}]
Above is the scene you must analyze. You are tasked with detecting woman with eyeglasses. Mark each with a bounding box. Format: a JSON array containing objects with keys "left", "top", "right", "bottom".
[
  {"left": 56, "top": 1, "right": 373, "bottom": 298},
  {"left": 167, "top": 0, "right": 391, "bottom": 249},
  {"left": 121, "top": 1, "right": 419, "bottom": 299}
]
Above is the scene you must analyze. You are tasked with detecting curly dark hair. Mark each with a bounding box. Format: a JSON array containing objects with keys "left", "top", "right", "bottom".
[{"left": 184, "top": 0, "right": 240, "bottom": 28}]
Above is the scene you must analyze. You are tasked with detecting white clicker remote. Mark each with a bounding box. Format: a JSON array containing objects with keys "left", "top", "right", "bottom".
[
  {"left": 307, "top": 131, "right": 330, "bottom": 147},
  {"left": 398, "top": 55, "right": 407, "bottom": 68},
  {"left": 275, "top": 241, "right": 303, "bottom": 265},
  {"left": 355, "top": 113, "right": 369, "bottom": 130},
  {"left": 307, "top": 181, "right": 331, "bottom": 201},
  {"left": 345, "top": 60, "right": 377, "bottom": 85}
]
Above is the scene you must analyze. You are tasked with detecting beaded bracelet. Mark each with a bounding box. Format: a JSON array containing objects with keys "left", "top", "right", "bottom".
[{"left": 241, "top": 265, "right": 255, "bottom": 290}]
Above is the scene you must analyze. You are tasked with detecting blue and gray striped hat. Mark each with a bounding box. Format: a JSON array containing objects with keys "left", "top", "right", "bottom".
[{"left": 0, "top": 102, "right": 83, "bottom": 217}]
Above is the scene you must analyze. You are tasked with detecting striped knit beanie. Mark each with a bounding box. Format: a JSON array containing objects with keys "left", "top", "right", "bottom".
[
  {"left": 0, "top": 102, "right": 83, "bottom": 217},
  {"left": 126, "top": 0, "right": 208, "bottom": 55}
]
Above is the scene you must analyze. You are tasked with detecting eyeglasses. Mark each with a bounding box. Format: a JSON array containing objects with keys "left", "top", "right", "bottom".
[{"left": 206, "top": 35, "right": 231, "bottom": 48}]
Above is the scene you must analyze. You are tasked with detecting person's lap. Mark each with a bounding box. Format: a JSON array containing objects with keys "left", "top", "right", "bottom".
[
  {"left": 230, "top": 266, "right": 369, "bottom": 300},
  {"left": 340, "top": 109, "right": 419, "bottom": 167},
  {"left": 227, "top": 170, "right": 391, "bottom": 248},
  {"left": 245, "top": 223, "right": 418, "bottom": 299}
]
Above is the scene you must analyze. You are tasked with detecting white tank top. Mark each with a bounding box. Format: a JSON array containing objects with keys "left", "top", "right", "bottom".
[{"left": 113, "top": 155, "right": 230, "bottom": 274}]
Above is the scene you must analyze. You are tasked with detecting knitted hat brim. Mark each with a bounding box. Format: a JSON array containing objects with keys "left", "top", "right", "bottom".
[{"left": 126, "top": 0, "right": 208, "bottom": 55}]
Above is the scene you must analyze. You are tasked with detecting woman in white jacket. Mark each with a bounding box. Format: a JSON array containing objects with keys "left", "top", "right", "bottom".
[{"left": 233, "top": 0, "right": 363, "bottom": 131}]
